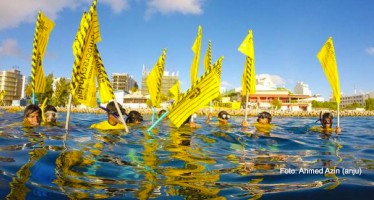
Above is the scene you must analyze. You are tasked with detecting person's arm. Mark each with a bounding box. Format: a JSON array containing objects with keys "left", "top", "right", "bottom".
[{"left": 205, "top": 113, "right": 213, "bottom": 124}]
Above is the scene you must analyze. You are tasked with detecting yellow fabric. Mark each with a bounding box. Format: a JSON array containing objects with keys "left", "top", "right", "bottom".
[
  {"left": 90, "top": 120, "right": 125, "bottom": 130},
  {"left": 190, "top": 25, "right": 202, "bottom": 86},
  {"left": 70, "top": 2, "right": 101, "bottom": 107},
  {"left": 254, "top": 123, "right": 274, "bottom": 134},
  {"left": 238, "top": 30, "right": 255, "bottom": 96},
  {"left": 204, "top": 40, "right": 212, "bottom": 72},
  {"left": 317, "top": 37, "right": 341, "bottom": 104},
  {"left": 0, "top": 90, "right": 5, "bottom": 101},
  {"left": 169, "top": 57, "right": 223, "bottom": 128},
  {"left": 146, "top": 49, "right": 166, "bottom": 107},
  {"left": 31, "top": 11, "right": 54, "bottom": 93},
  {"left": 310, "top": 126, "right": 334, "bottom": 134},
  {"left": 169, "top": 80, "right": 180, "bottom": 102},
  {"left": 95, "top": 47, "right": 115, "bottom": 104}
]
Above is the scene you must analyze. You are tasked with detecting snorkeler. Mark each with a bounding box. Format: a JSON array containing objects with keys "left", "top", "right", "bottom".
[
  {"left": 313, "top": 112, "right": 341, "bottom": 134},
  {"left": 23, "top": 104, "right": 42, "bottom": 127},
  {"left": 126, "top": 110, "right": 144, "bottom": 124},
  {"left": 158, "top": 109, "right": 167, "bottom": 119},
  {"left": 205, "top": 111, "right": 230, "bottom": 125},
  {"left": 182, "top": 114, "right": 198, "bottom": 128},
  {"left": 254, "top": 111, "right": 274, "bottom": 134},
  {"left": 90, "top": 101, "right": 127, "bottom": 130},
  {"left": 43, "top": 105, "right": 58, "bottom": 124}
]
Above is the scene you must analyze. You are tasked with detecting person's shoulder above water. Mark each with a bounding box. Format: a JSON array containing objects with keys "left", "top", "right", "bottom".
[{"left": 90, "top": 120, "right": 125, "bottom": 130}]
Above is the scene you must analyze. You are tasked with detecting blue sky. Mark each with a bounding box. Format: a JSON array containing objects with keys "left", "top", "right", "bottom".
[{"left": 0, "top": 0, "right": 373, "bottom": 100}]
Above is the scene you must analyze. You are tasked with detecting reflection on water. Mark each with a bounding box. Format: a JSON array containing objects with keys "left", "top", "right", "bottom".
[{"left": 0, "top": 111, "right": 374, "bottom": 199}]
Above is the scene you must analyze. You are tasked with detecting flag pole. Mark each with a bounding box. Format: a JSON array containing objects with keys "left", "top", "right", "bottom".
[
  {"left": 244, "top": 92, "right": 249, "bottom": 121},
  {"left": 32, "top": 92, "right": 35, "bottom": 104},
  {"left": 337, "top": 102, "right": 340, "bottom": 128},
  {"left": 65, "top": 94, "right": 72, "bottom": 130},
  {"left": 113, "top": 99, "right": 128, "bottom": 133},
  {"left": 152, "top": 107, "right": 156, "bottom": 123},
  {"left": 147, "top": 110, "right": 168, "bottom": 133}
]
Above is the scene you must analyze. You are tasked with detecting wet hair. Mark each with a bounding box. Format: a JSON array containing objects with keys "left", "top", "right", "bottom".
[
  {"left": 126, "top": 111, "right": 143, "bottom": 123},
  {"left": 257, "top": 111, "right": 272, "bottom": 123},
  {"left": 218, "top": 111, "right": 230, "bottom": 120},
  {"left": 106, "top": 101, "right": 126, "bottom": 117},
  {"left": 44, "top": 105, "right": 57, "bottom": 113},
  {"left": 158, "top": 109, "right": 167, "bottom": 118},
  {"left": 24, "top": 104, "right": 42, "bottom": 122}
]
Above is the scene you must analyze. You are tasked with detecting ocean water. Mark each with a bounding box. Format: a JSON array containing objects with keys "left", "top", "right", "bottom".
[{"left": 0, "top": 110, "right": 373, "bottom": 199}]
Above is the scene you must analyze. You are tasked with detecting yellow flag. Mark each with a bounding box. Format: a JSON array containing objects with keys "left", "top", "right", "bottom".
[
  {"left": 146, "top": 49, "right": 166, "bottom": 108},
  {"left": 169, "top": 57, "right": 223, "bottom": 128},
  {"left": 169, "top": 80, "right": 180, "bottom": 102},
  {"left": 204, "top": 40, "right": 212, "bottom": 72},
  {"left": 70, "top": 1, "right": 101, "bottom": 107},
  {"left": 238, "top": 30, "right": 256, "bottom": 96},
  {"left": 31, "top": 11, "right": 54, "bottom": 93},
  {"left": 317, "top": 37, "right": 341, "bottom": 104},
  {"left": 190, "top": 25, "right": 202, "bottom": 86},
  {"left": 95, "top": 46, "right": 115, "bottom": 104}
]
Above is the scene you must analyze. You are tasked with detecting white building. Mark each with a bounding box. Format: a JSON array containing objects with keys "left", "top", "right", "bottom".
[
  {"left": 294, "top": 82, "right": 312, "bottom": 96},
  {"left": 112, "top": 73, "right": 137, "bottom": 92}
]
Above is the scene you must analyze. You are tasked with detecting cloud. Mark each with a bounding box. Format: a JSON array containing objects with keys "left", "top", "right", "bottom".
[
  {"left": 257, "top": 74, "right": 286, "bottom": 88},
  {"left": 0, "top": 0, "right": 128, "bottom": 30},
  {"left": 145, "top": 0, "right": 204, "bottom": 19},
  {"left": 221, "top": 81, "right": 232, "bottom": 87},
  {"left": 365, "top": 47, "right": 374, "bottom": 55},
  {"left": 0, "top": 39, "right": 22, "bottom": 57}
]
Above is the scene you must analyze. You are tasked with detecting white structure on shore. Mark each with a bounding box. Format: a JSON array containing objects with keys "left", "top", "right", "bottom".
[
  {"left": 340, "top": 92, "right": 374, "bottom": 108},
  {"left": 294, "top": 82, "right": 312, "bottom": 96}
]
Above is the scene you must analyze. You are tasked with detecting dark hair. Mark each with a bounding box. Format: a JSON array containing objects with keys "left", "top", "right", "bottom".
[
  {"left": 126, "top": 111, "right": 143, "bottom": 123},
  {"left": 106, "top": 102, "right": 126, "bottom": 117},
  {"left": 44, "top": 105, "right": 57, "bottom": 113},
  {"left": 257, "top": 111, "right": 272, "bottom": 123},
  {"left": 24, "top": 104, "right": 42, "bottom": 122},
  {"left": 183, "top": 115, "right": 192, "bottom": 125},
  {"left": 158, "top": 109, "right": 167, "bottom": 118},
  {"left": 218, "top": 111, "right": 230, "bottom": 120}
]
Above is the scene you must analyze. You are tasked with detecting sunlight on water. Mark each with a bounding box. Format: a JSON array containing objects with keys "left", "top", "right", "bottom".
[{"left": 1, "top": 110, "right": 374, "bottom": 199}]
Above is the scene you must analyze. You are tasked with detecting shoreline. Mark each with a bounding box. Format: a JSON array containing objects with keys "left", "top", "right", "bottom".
[{"left": 2, "top": 106, "right": 374, "bottom": 117}]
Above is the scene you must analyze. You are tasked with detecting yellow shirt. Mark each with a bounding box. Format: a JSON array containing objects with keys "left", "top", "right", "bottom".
[
  {"left": 310, "top": 126, "right": 334, "bottom": 134},
  {"left": 90, "top": 120, "right": 125, "bottom": 130},
  {"left": 254, "top": 122, "right": 274, "bottom": 134}
]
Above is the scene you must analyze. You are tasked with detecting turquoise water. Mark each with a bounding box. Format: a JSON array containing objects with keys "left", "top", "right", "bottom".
[{"left": 0, "top": 110, "right": 373, "bottom": 199}]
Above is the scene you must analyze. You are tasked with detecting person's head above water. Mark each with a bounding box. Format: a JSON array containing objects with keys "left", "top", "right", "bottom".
[
  {"left": 24, "top": 104, "right": 42, "bottom": 127},
  {"left": 217, "top": 111, "right": 230, "bottom": 124},
  {"left": 317, "top": 112, "right": 334, "bottom": 129},
  {"left": 257, "top": 111, "right": 272, "bottom": 125},
  {"left": 126, "top": 110, "right": 143, "bottom": 124},
  {"left": 44, "top": 105, "right": 58, "bottom": 123},
  {"left": 158, "top": 109, "right": 167, "bottom": 119}
]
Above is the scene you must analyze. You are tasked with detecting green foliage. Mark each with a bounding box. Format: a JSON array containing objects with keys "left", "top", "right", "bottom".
[
  {"left": 345, "top": 102, "right": 364, "bottom": 109},
  {"left": 35, "top": 73, "right": 54, "bottom": 104},
  {"left": 311, "top": 100, "right": 337, "bottom": 110},
  {"left": 271, "top": 98, "right": 282, "bottom": 110},
  {"left": 52, "top": 78, "right": 70, "bottom": 107},
  {"left": 131, "top": 82, "right": 139, "bottom": 93},
  {"left": 365, "top": 98, "right": 374, "bottom": 110}
]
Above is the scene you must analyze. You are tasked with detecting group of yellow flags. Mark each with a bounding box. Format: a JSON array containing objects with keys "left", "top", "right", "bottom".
[{"left": 30, "top": 0, "right": 341, "bottom": 129}]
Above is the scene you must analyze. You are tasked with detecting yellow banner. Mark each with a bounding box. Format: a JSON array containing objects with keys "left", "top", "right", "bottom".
[
  {"left": 238, "top": 30, "right": 256, "bottom": 96},
  {"left": 317, "top": 37, "right": 341, "bottom": 103},
  {"left": 169, "top": 57, "right": 223, "bottom": 128},
  {"left": 95, "top": 47, "right": 115, "bottom": 104},
  {"left": 70, "top": 1, "right": 101, "bottom": 107},
  {"left": 169, "top": 80, "right": 180, "bottom": 102},
  {"left": 31, "top": 11, "right": 55, "bottom": 93},
  {"left": 146, "top": 49, "right": 166, "bottom": 108},
  {"left": 190, "top": 25, "right": 202, "bottom": 86},
  {"left": 204, "top": 40, "right": 212, "bottom": 72}
]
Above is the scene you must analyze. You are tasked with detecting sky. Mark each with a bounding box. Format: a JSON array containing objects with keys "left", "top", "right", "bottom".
[{"left": 0, "top": 0, "right": 373, "bottom": 100}]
